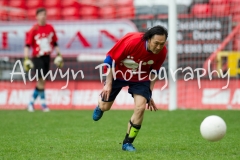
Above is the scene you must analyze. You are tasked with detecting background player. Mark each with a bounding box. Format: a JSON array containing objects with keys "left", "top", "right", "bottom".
[
  {"left": 23, "top": 8, "right": 63, "bottom": 112},
  {"left": 92, "top": 26, "right": 168, "bottom": 151}
]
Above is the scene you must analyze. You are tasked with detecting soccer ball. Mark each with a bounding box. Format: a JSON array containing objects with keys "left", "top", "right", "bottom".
[{"left": 200, "top": 115, "right": 227, "bottom": 142}]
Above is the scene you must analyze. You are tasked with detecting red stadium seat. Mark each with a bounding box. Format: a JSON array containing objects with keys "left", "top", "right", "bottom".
[
  {"left": 26, "top": 0, "right": 44, "bottom": 9},
  {"left": 115, "top": 0, "right": 133, "bottom": 6},
  {"left": 62, "top": 7, "right": 80, "bottom": 20},
  {"left": 79, "top": 5, "right": 99, "bottom": 19},
  {"left": 27, "top": 9, "right": 37, "bottom": 20},
  {"left": 9, "top": 0, "right": 26, "bottom": 9},
  {"left": 229, "top": 0, "right": 239, "bottom": 4},
  {"left": 99, "top": 6, "right": 116, "bottom": 19},
  {"left": 0, "top": 0, "right": 8, "bottom": 6},
  {"left": 116, "top": 6, "right": 135, "bottom": 19},
  {"left": 209, "top": 0, "right": 228, "bottom": 4},
  {"left": 44, "top": 0, "right": 61, "bottom": 8},
  {"left": 230, "top": 6, "right": 240, "bottom": 14},
  {"left": 191, "top": 4, "right": 212, "bottom": 17},
  {"left": 62, "top": 0, "right": 79, "bottom": 7},
  {"left": 78, "top": 0, "right": 98, "bottom": 6},
  {"left": 211, "top": 4, "right": 230, "bottom": 16},
  {"left": 47, "top": 7, "right": 61, "bottom": 20},
  {"left": 97, "top": 0, "right": 115, "bottom": 7},
  {"left": 232, "top": 13, "right": 240, "bottom": 23},
  {"left": 0, "top": 9, "right": 8, "bottom": 21},
  {"left": 8, "top": 8, "right": 26, "bottom": 20}
]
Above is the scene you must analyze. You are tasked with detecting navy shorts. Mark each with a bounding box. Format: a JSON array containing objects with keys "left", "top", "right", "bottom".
[
  {"left": 102, "top": 79, "right": 152, "bottom": 103},
  {"left": 32, "top": 55, "right": 50, "bottom": 78}
]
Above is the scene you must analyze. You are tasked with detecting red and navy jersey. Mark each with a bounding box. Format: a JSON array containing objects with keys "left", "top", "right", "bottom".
[
  {"left": 107, "top": 32, "right": 167, "bottom": 81},
  {"left": 26, "top": 23, "right": 58, "bottom": 57}
]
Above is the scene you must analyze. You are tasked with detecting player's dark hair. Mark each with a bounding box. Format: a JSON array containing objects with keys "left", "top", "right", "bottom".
[
  {"left": 142, "top": 25, "right": 168, "bottom": 41},
  {"left": 36, "top": 8, "right": 46, "bottom": 15}
]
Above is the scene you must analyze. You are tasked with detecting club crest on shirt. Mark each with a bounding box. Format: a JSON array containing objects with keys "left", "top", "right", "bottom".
[
  {"left": 34, "top": 32, "right": 54, "bottom": 56},
  {"left": 121, "top": 56, "right": 154, "bottom": 74}
]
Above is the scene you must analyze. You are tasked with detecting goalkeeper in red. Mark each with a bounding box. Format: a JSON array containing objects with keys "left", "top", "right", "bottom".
[
  {"left": 92, "top": 26, "right": 168, "bottom": 151},
  {"left": 24, "top": 8, "right": 63, "bottom": 112}
]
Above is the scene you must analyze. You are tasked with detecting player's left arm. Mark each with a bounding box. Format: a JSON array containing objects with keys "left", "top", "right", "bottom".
[
  {"left": 23, "top": 29, "right": 34, "bottom": 71},
  {"left": 54, "top": 45, "right": 60, "bottom": 53},
  {"left": 53, "top": 43, "right": 64, "bottom": 68},
  {"left": 150, "top": 73, "right": 157, "bottom": 91},
  {"left": 51, "top": 26, "right": 64, "bottom": 68},
  {"left": 147, "top": 73, "right": 158, "bottom": 111}
]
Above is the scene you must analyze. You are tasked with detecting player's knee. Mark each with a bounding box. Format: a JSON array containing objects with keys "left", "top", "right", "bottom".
[
  {"left": 38, "top": 80, "right": 45, "bottom": 86},
  {"left": 38, "top": 78, "right": 44, "bottom": 83},
  {"left": 37, "top": 80, "right": 45, "bottom": 89},
  {"left": 135, "top": 103, "right": 146, "bottom": 114}
]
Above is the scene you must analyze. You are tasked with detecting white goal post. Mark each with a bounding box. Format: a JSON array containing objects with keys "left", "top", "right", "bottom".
[{"left": 168, "top": 0, "right": 178, "bottom": 110}]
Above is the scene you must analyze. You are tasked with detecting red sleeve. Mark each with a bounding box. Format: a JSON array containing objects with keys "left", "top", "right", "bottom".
[
  {"left": 151, "top": 46, "right": 168, "bottom": 70},
  {"left": 50, "top": 25, "right": 58, "bottom": 44},
  {"left": 107, "top": 34, "right": 132, "bottom": 64},
  {"left": 25, "top": 27, "right": 35, "bottom": 46}
]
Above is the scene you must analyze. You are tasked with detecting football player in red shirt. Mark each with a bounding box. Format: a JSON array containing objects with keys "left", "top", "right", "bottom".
[
  {"left": 23, "top": 8, "right": 63, "bottom": 112},
  {"left": 92, "top": 26, "right": 168, "bottom": 151}
]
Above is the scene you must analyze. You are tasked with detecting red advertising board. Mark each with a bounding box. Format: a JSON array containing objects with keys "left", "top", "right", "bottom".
[{"left": 0, "top": 80, "right": 239, "bottom": 110}]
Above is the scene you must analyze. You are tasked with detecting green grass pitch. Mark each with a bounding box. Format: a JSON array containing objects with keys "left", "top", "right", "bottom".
[{"left": 0, "top": 110, "right": 239, "bottom": 160}]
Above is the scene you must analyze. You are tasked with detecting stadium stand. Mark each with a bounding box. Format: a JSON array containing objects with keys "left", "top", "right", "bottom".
[
  {"left": 8, "top": 8, "right": 26, "bottom": 21},
  {"left": 26, "top": 0, "right": 44, "bottom": 9},
  {"left": 61, "top": 0, "right": 79, "bottom": 7},
  {"left": 46, "top": 7, "right": 61, "bottom": 20},
  {"left": 0, "top": 9, "right": 8, "bottom": 21},
  {"left": 0, "top": 0, "right": 239, "bottom": 73},
  {"left": 61, "top": 6, "right": 80, "bottom": 20},
  {"left": 209, "top": 0, "right": 228, "bottom": 4},
  {"left": 99, "top": 6, "right": 116, "bottom": 19},
  {"left": 44, "top": 0, "right": 61, "bottom": 8},
  {"left": 116, "top": 6, "right": 135, "bottom": 19},
  {"left": 191, "top": 3, "right": 212, "bottom": 17},
  {"left": 211, "top": 3, "right": 230, "bottom": 16},
  {"left": 0, "top": 0, "right": 238, "bottom": 24},
  {"left": 79, "top": 5, "right": 99, "bottom": 19},
  {"left": 8, "top": 0, "right": 26, "bottom": 9},
  {"left": 192, "top": 0, "right": 209, "bottom": 3},
  {"left": 115, "top": 0, "right": 133, "bottom": 6}
]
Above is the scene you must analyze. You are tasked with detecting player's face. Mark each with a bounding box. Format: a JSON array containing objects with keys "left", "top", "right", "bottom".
[
  {"left": 148, "top": 35, "right": 166, "bottom": 54},
  {"left": 36, "top": 11, "right": 47, "bottom": 25}
]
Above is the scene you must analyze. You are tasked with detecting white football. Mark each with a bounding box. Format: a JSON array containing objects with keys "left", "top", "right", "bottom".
[{"left": 200, "top": 115, "right": 227, "bottom": 142}]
